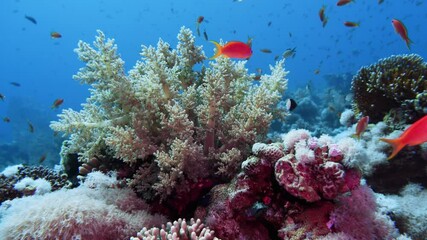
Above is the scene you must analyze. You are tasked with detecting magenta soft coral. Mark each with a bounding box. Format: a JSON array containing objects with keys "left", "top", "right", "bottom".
[{"left": 327, "top": 185, "right": 398, "bottom": 239}]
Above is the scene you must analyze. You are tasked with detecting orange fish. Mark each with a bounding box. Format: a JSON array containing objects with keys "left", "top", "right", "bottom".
[
  {"left": 353, "top": 116, "right": 369, "bottom": 139},
  {"left": 380, "top": 115, "right": 427, "bottom": 160},
  {"left": 391, "top": 19, "right": 412, "bottom": 49},
  {"left": 210, "top": 41, "right": 253, "bottom": 59},
  {"left": 337, "top": 0, "right": 354, "bottom": 6},
  {"left": 51, "top": 31, "right": 62, "bottom": 39},
  {"left": 51, "top": 98, "right": 64, "bottom": 109}
]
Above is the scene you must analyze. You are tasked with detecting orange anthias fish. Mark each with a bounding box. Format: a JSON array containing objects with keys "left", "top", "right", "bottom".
[
  {"left": 380, "top": 115, "right": 427, "bottom": 160},
  {"left": 353, "top": 116, "right": 369, "bottom": 139},
  {"left": 391, "top": 19, "right": 412, "bottom": 49},
  {"left": 210, "top": 41, "right": 253, "bottom": 59},
  {"left": 337, "top": 0, "right": 354, "bottom": 6},
  {"left": 51, "top": 98, "right": 64, "bottom": 109},
  {"left": 51, "top": 31, "right": 62, "bottom": 39}
]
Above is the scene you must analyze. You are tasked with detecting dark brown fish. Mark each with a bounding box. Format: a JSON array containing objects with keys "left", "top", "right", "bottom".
[
  {"left": 51, "top": 98, "right": 64, "bottom": 109},
  {"left": 39, "top": 153, "right": 47, "bottom": 163},
  {"left": 28, "top": 121, "right": 34, "bottom": 133},
  {"left": 260, "top": 48, "right": 272, "bottom": 53},
  {"left": 203, "top": 29, "right": 209, "bottom": 41},
  {"left": 3, "top": 117, "right": 10, "bottom": 123},
  {"left": 0, "top": 93, "right": 4, "bottom": 101},
  {"left": 196, "top": 16, "right": 204, "bottom": 37},
  {"left": 24, "top": 15, "right": 37, "bottom": 24}
]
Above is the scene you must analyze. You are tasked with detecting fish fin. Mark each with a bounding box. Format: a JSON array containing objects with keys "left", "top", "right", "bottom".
[
  {"left": 379, "top": 137, "right": 406, "bottom": 160},
  {"left": 209, "top": 41, "right": 222, "bottom": 60}
]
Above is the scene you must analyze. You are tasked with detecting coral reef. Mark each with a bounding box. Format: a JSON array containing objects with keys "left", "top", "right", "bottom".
[
  {"left": 352, "top": 54, "right": 427, "bottom": 125},
  {"left": 0, "top": 165, "right": 71, "bottom": 204},
  {"left": 131, "top": 218, "right": 218, "bottom": 240},
  {"left": 278, "top": 84, "right": 352, "bottom": 137},
  {"left": 376, "top": 184, "right": 427, "bottom": 239},
  {"left": 0, "top": 172, "right": 166, "bottom": 240},
  {"left": 50, "top": 27, "right": 288, "bottom": 211},
  {"left": 333, "top": 120, "right": 427, "bottom": 194},
  {"left": 197, "top": 131, "right": 398, "bottom": 239}
]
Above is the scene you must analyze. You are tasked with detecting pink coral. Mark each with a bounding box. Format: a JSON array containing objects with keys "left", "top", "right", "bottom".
[
  {"left": 274, "top": 136, "right": 357, "bottom": 202},
  {"left": 252, "top": 143, "right": 284, "bottom": 162}
]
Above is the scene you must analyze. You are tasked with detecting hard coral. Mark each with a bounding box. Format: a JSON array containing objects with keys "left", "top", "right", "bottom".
[
  {"left": 131, "top": 218, "right": 219, "bottom": 240},
  {"left": 50, "top": 27, "right": 288, "bottom": 209},
  {"left": 0, "top": 165, "right": 70, "bottom": 204},
  {"left": 352, "top": 54, "right": 427, "bottom": 124}
]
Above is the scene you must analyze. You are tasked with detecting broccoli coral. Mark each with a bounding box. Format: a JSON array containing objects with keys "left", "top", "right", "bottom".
[
  {"left": 50, "top": 27, "right": 288, "bottom": 207},
  {"left": 352, "top": 54, "right": 427, "bottom": 124}
]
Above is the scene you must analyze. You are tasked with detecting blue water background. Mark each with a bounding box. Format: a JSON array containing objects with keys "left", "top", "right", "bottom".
[{"left": 0, "top": 0, "right": 426, "bottom": 167}]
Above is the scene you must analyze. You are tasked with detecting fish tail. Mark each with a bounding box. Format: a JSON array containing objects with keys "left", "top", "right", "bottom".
[
  {"left": 405, "top": 38, "right": 413, "bottom": 50},
  {"left": 351, "top": 133, "right": 360, "bottom": 139},
  {"left": 209, "top": 41, "right": 222, "bottom": 60},
  {"left": 379, "top": 137, "right": 406, "bottom": 160}
]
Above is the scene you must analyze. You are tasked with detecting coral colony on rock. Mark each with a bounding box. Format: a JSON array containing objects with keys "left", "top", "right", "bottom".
[{"left": 1, "top": 26, "right": 427, "bottom": 240}]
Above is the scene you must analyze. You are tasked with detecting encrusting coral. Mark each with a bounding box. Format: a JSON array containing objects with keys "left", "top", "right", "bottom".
[
  {"left": 50, "top": 27, "right": 288, "bottom": 211},
  {"left": 351, "top": 54, "right": 427, "bottom": 125}
]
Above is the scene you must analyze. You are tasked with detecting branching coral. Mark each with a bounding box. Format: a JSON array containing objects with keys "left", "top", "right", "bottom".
[
  {"left": 50, "top": 27, "right": 288, "bottom": 205},
  {"left": 131, "top": 218, "right": 219, "bottom": 240},
  {"left": 352, "top": 54, "right": 427, "bottom": 124}
]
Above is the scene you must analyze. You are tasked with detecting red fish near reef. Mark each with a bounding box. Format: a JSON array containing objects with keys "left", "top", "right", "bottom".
[
  {"left": 380, "top": 115, "right": 427, "bottom": 160},
  {"left": 391, "top": 19, "right": 412, "bottom": 50},
  {"left": 209, "top": 41, "right": 253, "bottom": 59},
  {"left": 51, "top": 98, "right": 64, "bottom": 109},
  {"left": 353, "top": 116, "right": 369, "bottom": 139},
  {"left": 337, "top": 0, "right": 354, "bottom": 6}
]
